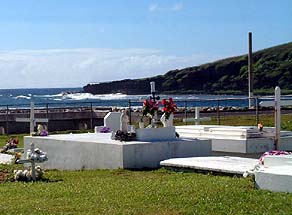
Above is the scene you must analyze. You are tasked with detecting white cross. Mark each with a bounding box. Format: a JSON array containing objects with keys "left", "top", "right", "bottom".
[
  {"left": 259, "top": 86, "right": 292, "bottom": 150},
  {"left": 16, "top": 101, "right": 49, "bottom": 133},
  {"left": 183, "top": 107, "right": 211, "bottom": 125}
]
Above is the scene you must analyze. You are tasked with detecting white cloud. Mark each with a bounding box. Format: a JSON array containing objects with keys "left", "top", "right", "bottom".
[
  {"left": 148, "top": 2, "right": 183, "bottom": 12},
  {"left": 149, "top": 4, "right": 158, "bottom": 12},
  {"left": 172, "top": 3, "right": 183, "bottom": 11},
  {"left": 0, "top": 48, "right": 217, "bottom": 89}
]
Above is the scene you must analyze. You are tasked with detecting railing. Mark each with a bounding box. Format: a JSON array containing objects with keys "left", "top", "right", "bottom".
[
  {"left": 128, "top": 96, "right": 292, "bottom": 129},
  {"left": 1, "top": 95, "right": 292, "bottom": 134}
]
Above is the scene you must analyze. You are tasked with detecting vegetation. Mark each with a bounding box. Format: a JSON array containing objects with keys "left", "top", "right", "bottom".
[
  {"left": 84, "top": 42, "right": 292, "bottom": 95},
  {"left": 1, "top": 168, "right": 292, "bottom": 214}
]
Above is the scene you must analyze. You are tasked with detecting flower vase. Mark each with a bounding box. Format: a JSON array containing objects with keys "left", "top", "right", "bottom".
[
  {"left": 151, "top": 112, "right": 158, "bottom": 128},
  {"left": 167, "top": 113, "right": 174, "bottom": 127},
  {"left": 139, "top": 122, "right": 144, "bottom": 129},
  {"left": 151, "top": 118, "right": 155, "bottom": 128},
  {"left": 160, "top": 113, "right": 174, "bottom": 127}
]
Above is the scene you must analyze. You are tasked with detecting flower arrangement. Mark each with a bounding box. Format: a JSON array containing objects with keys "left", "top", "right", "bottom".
[
  {"left": 0, "top": 137, "right": 19, "bottom": 153},
  {"left": 142, "top": 98, "right": 159, "bottom": 120},
  {"left": 161, "top": 97, "right": 177, "bottom": 119},
  {"left": 259, "top": 150, "right": 291, "bottom": 165},
  {"left": 32, "top": 124, "right": 48, "bottom": 136}
]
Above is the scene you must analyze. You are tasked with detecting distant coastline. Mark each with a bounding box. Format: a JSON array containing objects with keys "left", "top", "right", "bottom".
[{"left": 83, "top": 42, "right": 292, "bottom": 96}]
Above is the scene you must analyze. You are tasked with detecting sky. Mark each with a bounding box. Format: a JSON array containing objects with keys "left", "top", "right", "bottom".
[{"left": 0, "top": 0, "right": 291, "bottom": 89}]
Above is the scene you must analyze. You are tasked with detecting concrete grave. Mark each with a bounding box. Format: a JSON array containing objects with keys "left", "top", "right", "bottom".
[
  {"left": 255, "top": 155, "right": 292, "bottom": 193},
  {"left": 23, "top": 133, "right": 211, "bottom": 170},
  {"left": 0, "top": 153, "right": 14, "bottom": 164},
  {"left": 176, "top": 125, "right": 292, "bottom": 157},
  {"left": 160, "top": 156, "right": 258, "bottom": 175}
]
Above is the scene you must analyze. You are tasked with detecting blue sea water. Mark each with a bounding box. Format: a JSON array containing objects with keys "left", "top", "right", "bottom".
[{"left": 0, "top": 88, "right": 251, "bottom": 108}]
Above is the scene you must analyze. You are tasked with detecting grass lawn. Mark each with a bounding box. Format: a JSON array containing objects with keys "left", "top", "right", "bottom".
[
  {"left": 1, "top": 115, "right": 292, "bottom": 214},
  {"left": 1, "top": 167, "right": 292, "bottom": 215}
]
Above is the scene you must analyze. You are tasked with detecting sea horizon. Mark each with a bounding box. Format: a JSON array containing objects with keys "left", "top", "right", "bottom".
[{"left": 0, "top": 87, "right": 255, "bottom": 108}]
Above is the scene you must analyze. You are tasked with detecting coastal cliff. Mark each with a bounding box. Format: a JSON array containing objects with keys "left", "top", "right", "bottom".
[{"left": 83, "top": 42, "right": 292, "bottom": 95}]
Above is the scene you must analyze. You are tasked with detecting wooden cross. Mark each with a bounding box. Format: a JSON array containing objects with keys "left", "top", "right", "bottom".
[
  {"left": 183, "top": 107, "right": 211, "bottom": 125},
  {"left": 16, "top": 101, "right": 49, "bottom": 133}
]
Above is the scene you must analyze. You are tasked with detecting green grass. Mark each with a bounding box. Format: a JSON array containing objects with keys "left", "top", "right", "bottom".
[{"left": 1, "top": 168, "right": 292, "bottom": 215}]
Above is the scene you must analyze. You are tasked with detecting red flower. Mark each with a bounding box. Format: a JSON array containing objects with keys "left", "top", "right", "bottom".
[
  {"left": 142, "top": 99, "right": 159, "bottom": 119},
  {"left": 161, "top": 97, "right": 177, "bottom": 119}
]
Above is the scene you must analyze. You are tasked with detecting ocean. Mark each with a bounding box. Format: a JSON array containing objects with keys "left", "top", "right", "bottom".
[{"left": 0, "top": 88, "right": 251, "bottom": 108}]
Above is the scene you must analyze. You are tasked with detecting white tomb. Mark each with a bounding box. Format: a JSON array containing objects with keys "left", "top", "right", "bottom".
[
  {"left": 23, "top": 133, "right": 211, "bottom": 170},
  {"left": 255, "top": 155, "right": 292, "bottom": 193},
  {"left": 175, "top": 125, "right": 292, "bottom": 156},
  {"left": 160, "top": 156, "right": 259, "bottom": 175},
  {"left": 0, "top": 153, "right": 14, "bottom": 164}
]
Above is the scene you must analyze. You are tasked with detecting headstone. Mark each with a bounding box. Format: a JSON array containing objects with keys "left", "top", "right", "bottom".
[
  {"left": 0, "top": 127, "right": 5, "bottom": 135},
  {"left": 16, "top": 101, "right": 49, "bottom": 133},
  {"left": 104, "top": 112, "right": 122, "bottom": 132}
]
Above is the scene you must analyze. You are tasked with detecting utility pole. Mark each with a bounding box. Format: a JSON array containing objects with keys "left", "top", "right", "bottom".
[{"left": 248, "top": 32, "right": 254, "bottom": 108}]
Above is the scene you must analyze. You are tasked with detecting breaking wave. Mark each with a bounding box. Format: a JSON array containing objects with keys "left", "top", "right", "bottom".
[
  {"left": 14, "top": 95, "right": 31, "bottom": 100},
  {"left": 62, "top": 93, "right": 129, "bottom": 101}
]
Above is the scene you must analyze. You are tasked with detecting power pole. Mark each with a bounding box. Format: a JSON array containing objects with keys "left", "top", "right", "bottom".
[{"left": 248, "top": 32, "right": 254, "bottom": 108}]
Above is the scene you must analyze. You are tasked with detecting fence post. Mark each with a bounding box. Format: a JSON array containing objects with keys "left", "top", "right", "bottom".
[
  {"left": 46, "top": 103, "right": 49, "bottom": 131},
  {"left": 184, "top": 101, "right": 187, "bottom": 125},
  {"left": 217, "top": 100, "right": 220, "bottom": 125},
  {"left": 128, "top": 100, "right": 132, "bottom": 125},
  {"left": 6, "top": 105, "right": 9, "bottom": 134},
  {"left": 90, "top": 102, "right": 93, "bottom": 129},
  {"left": 255, "top": 97, "right": 259, "bottom": 126}
]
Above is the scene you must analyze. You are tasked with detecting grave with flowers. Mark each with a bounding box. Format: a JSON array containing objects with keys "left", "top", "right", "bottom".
[
  {"left": 136, "top": 95, "right": 177, "bottom": 141},
  {"left": 23, "top": 81, "right": 211, "bottom": 170}
]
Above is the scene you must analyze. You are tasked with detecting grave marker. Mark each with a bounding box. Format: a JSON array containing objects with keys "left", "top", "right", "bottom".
[
  {"left": 16, "top": 101, "right": 49, "bottom": 133},
  {"left": 104, "top": 112, "right": 122, "bottom": 132},
  {"left": 259, "top": 86, "right": 292, "bottom": 149},
  {"left": 183, "top": 107, "right": 211, "bottom": 125}
]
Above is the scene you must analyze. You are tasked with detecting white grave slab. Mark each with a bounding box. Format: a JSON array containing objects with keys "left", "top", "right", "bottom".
[
  {"left": 0, "top": 153, "right": 14, "bottom": 164},
  {"left": 176, "top": 125, "right": 292, "bottom": 156},
  {"left": 160, "top": 156, "right": 258, "bottom": 175},
  {"left": 23, "top": 133, "right": 211, "bottom": 170},
  {"left": 104, "top": 112, "right": 122, "bottom": 132},
  {"left": 255, "top": 155, "right": 292, "bottom": 193}
]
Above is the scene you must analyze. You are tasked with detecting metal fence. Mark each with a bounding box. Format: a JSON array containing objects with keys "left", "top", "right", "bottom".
[
  {"left": 128, "top": 96, "right": 292, "bottom": 129},
  {"left": 1, "top": 96, "right": 292, "bottom": 134}
]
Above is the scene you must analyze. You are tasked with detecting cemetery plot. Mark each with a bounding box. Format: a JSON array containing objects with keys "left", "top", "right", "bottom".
[
  {"left": 176, "top": 125, "right": 292, "bottom": 156},
  {"left": 160, "top": 156, "right": 259, "bottom": 175},
  {"left": 24, "top": 133, "right": 211, "bottom": 170}
]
